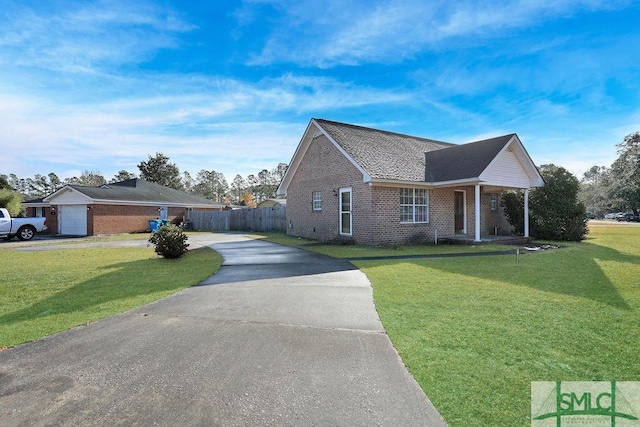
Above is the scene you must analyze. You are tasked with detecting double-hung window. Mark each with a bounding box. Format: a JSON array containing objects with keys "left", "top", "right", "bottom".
[
  {"left": 490, "top": 194, "right": 498, "bottom": 211},
  {"left": 312, "top": 191, "right": 322, "bottom": 211},
  {"left": 400, "top": 188, "right": 429, "bottom": 223}
]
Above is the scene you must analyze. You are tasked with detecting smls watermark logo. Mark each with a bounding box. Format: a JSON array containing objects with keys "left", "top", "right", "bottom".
[{"left": 532, "top": 382, "right": 640, "bottom": 426}]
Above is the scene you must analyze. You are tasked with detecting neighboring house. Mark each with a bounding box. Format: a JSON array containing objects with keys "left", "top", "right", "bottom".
[
  {"left": 26, "top": 179, "right": 224, "bottom": 236},
  {"left": 257, "top": 199, "right": 287, "bottom": 208},
  {"left": 277, "top": 119, "right": 544, "bottom": 246},
  {"left": 23, "top": 197, "right": 49, "bottom": 218}
]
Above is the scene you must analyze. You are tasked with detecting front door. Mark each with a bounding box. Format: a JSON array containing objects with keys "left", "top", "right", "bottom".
[
  {"left": 454, "top": 191, "right": 464, "bottom": 233},
  {"left": 339, "top": 188, "right": 352, "bottom": 236},
  {"left": 159, "top": 206, "right": 168, "bottom": 220}
]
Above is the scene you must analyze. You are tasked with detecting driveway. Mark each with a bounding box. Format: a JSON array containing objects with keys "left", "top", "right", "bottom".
[{"left": 0, "top": 233, "right": 446, "bottom": 426}]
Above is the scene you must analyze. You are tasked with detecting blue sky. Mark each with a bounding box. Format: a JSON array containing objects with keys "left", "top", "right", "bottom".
[{"left": 1, "top": 0, "right": 639, "bottom": 183}]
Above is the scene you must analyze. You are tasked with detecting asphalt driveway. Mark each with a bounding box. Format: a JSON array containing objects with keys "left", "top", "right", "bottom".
[{"left": 0, "top": 233, "right": 446, "bottom": 426}]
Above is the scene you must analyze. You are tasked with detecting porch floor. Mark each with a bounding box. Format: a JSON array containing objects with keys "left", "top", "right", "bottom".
[{"left": 442, "top": 234, "right": 531, "bottom": 245}]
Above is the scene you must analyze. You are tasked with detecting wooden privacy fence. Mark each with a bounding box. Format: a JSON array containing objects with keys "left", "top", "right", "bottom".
[{"left": 188, "top": 206, "right": 287, "bottom": 232}]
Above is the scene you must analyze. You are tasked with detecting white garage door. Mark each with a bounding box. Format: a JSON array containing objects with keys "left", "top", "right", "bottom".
[{"left": 59, "top": 205, "right": 87, "bottom": 236}]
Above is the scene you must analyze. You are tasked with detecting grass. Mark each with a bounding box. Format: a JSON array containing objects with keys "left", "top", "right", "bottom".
[
  {"left": 352, "top": 223, "right": 640, "bottom": 426},
  {"left": 249, "top": 226, "right": 640, "bottom": 425},
  {"left": 247, "top": 231, "right": 516, "bottom": 258},
  {"left": 0, "top": 244, "right": 222, "bottom": 348}
]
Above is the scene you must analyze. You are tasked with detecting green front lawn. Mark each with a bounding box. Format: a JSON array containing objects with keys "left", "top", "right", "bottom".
[
  {"left": 354, "top": 224, "right": 640, "bottom": 426},
  {"left": 252, "top": 226, "right": 640, "bottom": 425},
  {"left": 0, "top": 245, "right": 222, "bottom": 348}
]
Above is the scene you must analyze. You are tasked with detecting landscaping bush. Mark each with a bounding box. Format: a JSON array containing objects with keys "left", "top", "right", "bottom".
[
  {"left": 148, "top": 224, "right": 189, "bottom": 259},
  {"left": 502, "top": 164, "right": 588, "bottom": 241}
]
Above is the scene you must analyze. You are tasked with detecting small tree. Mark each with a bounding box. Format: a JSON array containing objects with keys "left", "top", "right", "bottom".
[
  {"left": 111, "top": 170, "right": 137, "bottom": 183},
  {"left": 0, "top": 189, "right": 23, "bottom": 217},
  {"left": 148, "top": 224, "right": 189, "bottom": 259},
  {"left": 239, "top": 189, "right": 257, "bottom": 207},
  {"left": 503, "top": 164, "right": 588, "bottom": 241},
  {"left": 138, "top": 152, "right": 183, "bottom": 190}
]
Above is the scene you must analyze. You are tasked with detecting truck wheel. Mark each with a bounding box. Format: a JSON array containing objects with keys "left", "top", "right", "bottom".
[{"left": 17, "top": 225, "right": 36, "bottom": 241}]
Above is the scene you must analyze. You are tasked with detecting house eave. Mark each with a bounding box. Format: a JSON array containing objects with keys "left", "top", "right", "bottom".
[
  {"left": 43, "top": 186, "right": 92, "bottom": 203},
  {"left": 369, "top": 178, "right": 435, "bottom": 188},
  {"left": 86, "top": 199, "right": 223, "bottom": 208}
]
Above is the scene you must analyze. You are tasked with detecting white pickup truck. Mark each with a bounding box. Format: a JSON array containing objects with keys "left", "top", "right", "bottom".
[{"left": 0, "top": 208, "right": 48, "bottom": 241}]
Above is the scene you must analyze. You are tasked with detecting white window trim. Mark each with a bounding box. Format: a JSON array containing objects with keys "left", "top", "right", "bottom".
[
  {"left": 312, "top": 191, "right": 322, "bottom": 211},
  {"left": 400, "top": 188, "right": 429, "bottom": 224},
  {"left": 339, "top": 187, "right": 352, "bottom": 236}
]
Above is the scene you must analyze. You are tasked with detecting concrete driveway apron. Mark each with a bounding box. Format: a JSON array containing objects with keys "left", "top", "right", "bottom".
[{"left": 0, "top": 233, "right": 446, "bottom": 426}]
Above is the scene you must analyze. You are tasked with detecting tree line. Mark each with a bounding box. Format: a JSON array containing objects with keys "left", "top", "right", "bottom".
[
  {"left": 1, "top": 152, "right": 288, "bottom": 209},
  {"left": 578, "top": 131, "right": 640, "bottom": 216}
]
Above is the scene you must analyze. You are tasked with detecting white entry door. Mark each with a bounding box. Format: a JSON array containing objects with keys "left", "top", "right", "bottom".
[{"left": 59, "top": 205, "right": 88, "bottom": 236}]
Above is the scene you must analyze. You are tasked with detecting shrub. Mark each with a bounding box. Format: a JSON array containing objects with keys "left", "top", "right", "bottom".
[
  {"left": 0, "top": 189, "right": 23, "bottom": 217},
  {"left": 502, "top": 164, "right": 588, "bottom": 241},
  {"left": 148, "top": 224, "right": 189, "bottom": 259}
]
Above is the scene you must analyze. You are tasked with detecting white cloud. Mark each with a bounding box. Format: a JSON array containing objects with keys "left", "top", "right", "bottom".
[
  {"left": 0, "top": 69, "right": 413, "bottom": 180},
  {"left": 0, "top": 0, "right": 195, "bottom": 74},
  {"left": 246, "top": 0, "right": 631, "bottom": 67}
]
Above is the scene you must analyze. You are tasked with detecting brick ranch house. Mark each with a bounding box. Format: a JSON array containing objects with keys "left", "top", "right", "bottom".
[
  {"left": 277, "top": 119, "right": 545, "bottom": 246},
  {"left": 25, "top": 178, "right": 223, "bottom": 236}
]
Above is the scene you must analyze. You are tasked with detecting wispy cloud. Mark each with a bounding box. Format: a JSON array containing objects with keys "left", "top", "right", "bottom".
[
  {"left": 245, "top": 0, "right": 631, "bottom": 67},
  {"left": 0, "top": 0, "right": 195, "bottom": 74},
  {"left": 0, "top": 69, "right": 411, "bottom": 179}
]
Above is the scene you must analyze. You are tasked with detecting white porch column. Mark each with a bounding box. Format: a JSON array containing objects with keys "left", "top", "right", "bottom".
[
  {"left": 524, "top": 189, "right": 530, "bottom": 238},
  {"left": 475, "top": 184, "right": 481, "bottom": 242}
]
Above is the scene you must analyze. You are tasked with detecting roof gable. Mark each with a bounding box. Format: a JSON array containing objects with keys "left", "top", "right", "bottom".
[
  {"left": 480, "top": 135, "right": 545, "bottom": 187},
  {"left": 424, "top": 134, "right": 514, "bottom": 182}
]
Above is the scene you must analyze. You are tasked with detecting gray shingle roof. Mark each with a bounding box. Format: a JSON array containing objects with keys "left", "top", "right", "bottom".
[
  {"left": 315, "top": 119, "right": 514, "bottom": 183},
  {"left": 316, "top": 119, "right": 453, "bottom": 181},
  {"left": 424, "top": 134, "right": 515, "bottom": 182},
  {"left": 70, "top": 179, "right": 223, "bottom": 206}
]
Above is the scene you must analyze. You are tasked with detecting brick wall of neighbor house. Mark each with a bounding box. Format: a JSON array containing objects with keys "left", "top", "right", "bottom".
[
  {"left": 286, "top": 134, "right": 373, "bottom": 244},
  {"left": 45, "top": 207, "right": 58, "bottom": 235},
  {"left": 91, "top": 205, "right": 187, "bottom": 235},
  {"left": 26, "top": 207, "right": 52, "bottom": 234}
]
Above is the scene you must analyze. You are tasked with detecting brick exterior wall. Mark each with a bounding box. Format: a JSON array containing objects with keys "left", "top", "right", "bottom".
[
  {"left": 286, "top": 135, "right": 514, "bottom": 246},
  {"left": 45, "top": 208, "right": 57, "bottom": 235},
  {"left": 286, "top": 134, "right": 372, "bottom": 244},
  {"left": 91, "top": 205, "right": 187, "bottom": 235},
  {"left": 369, "top": 186, "right": 455, "bottom": 245},
  {"left": 40, "top": 205, "right": 220, "bottom": 236}
]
